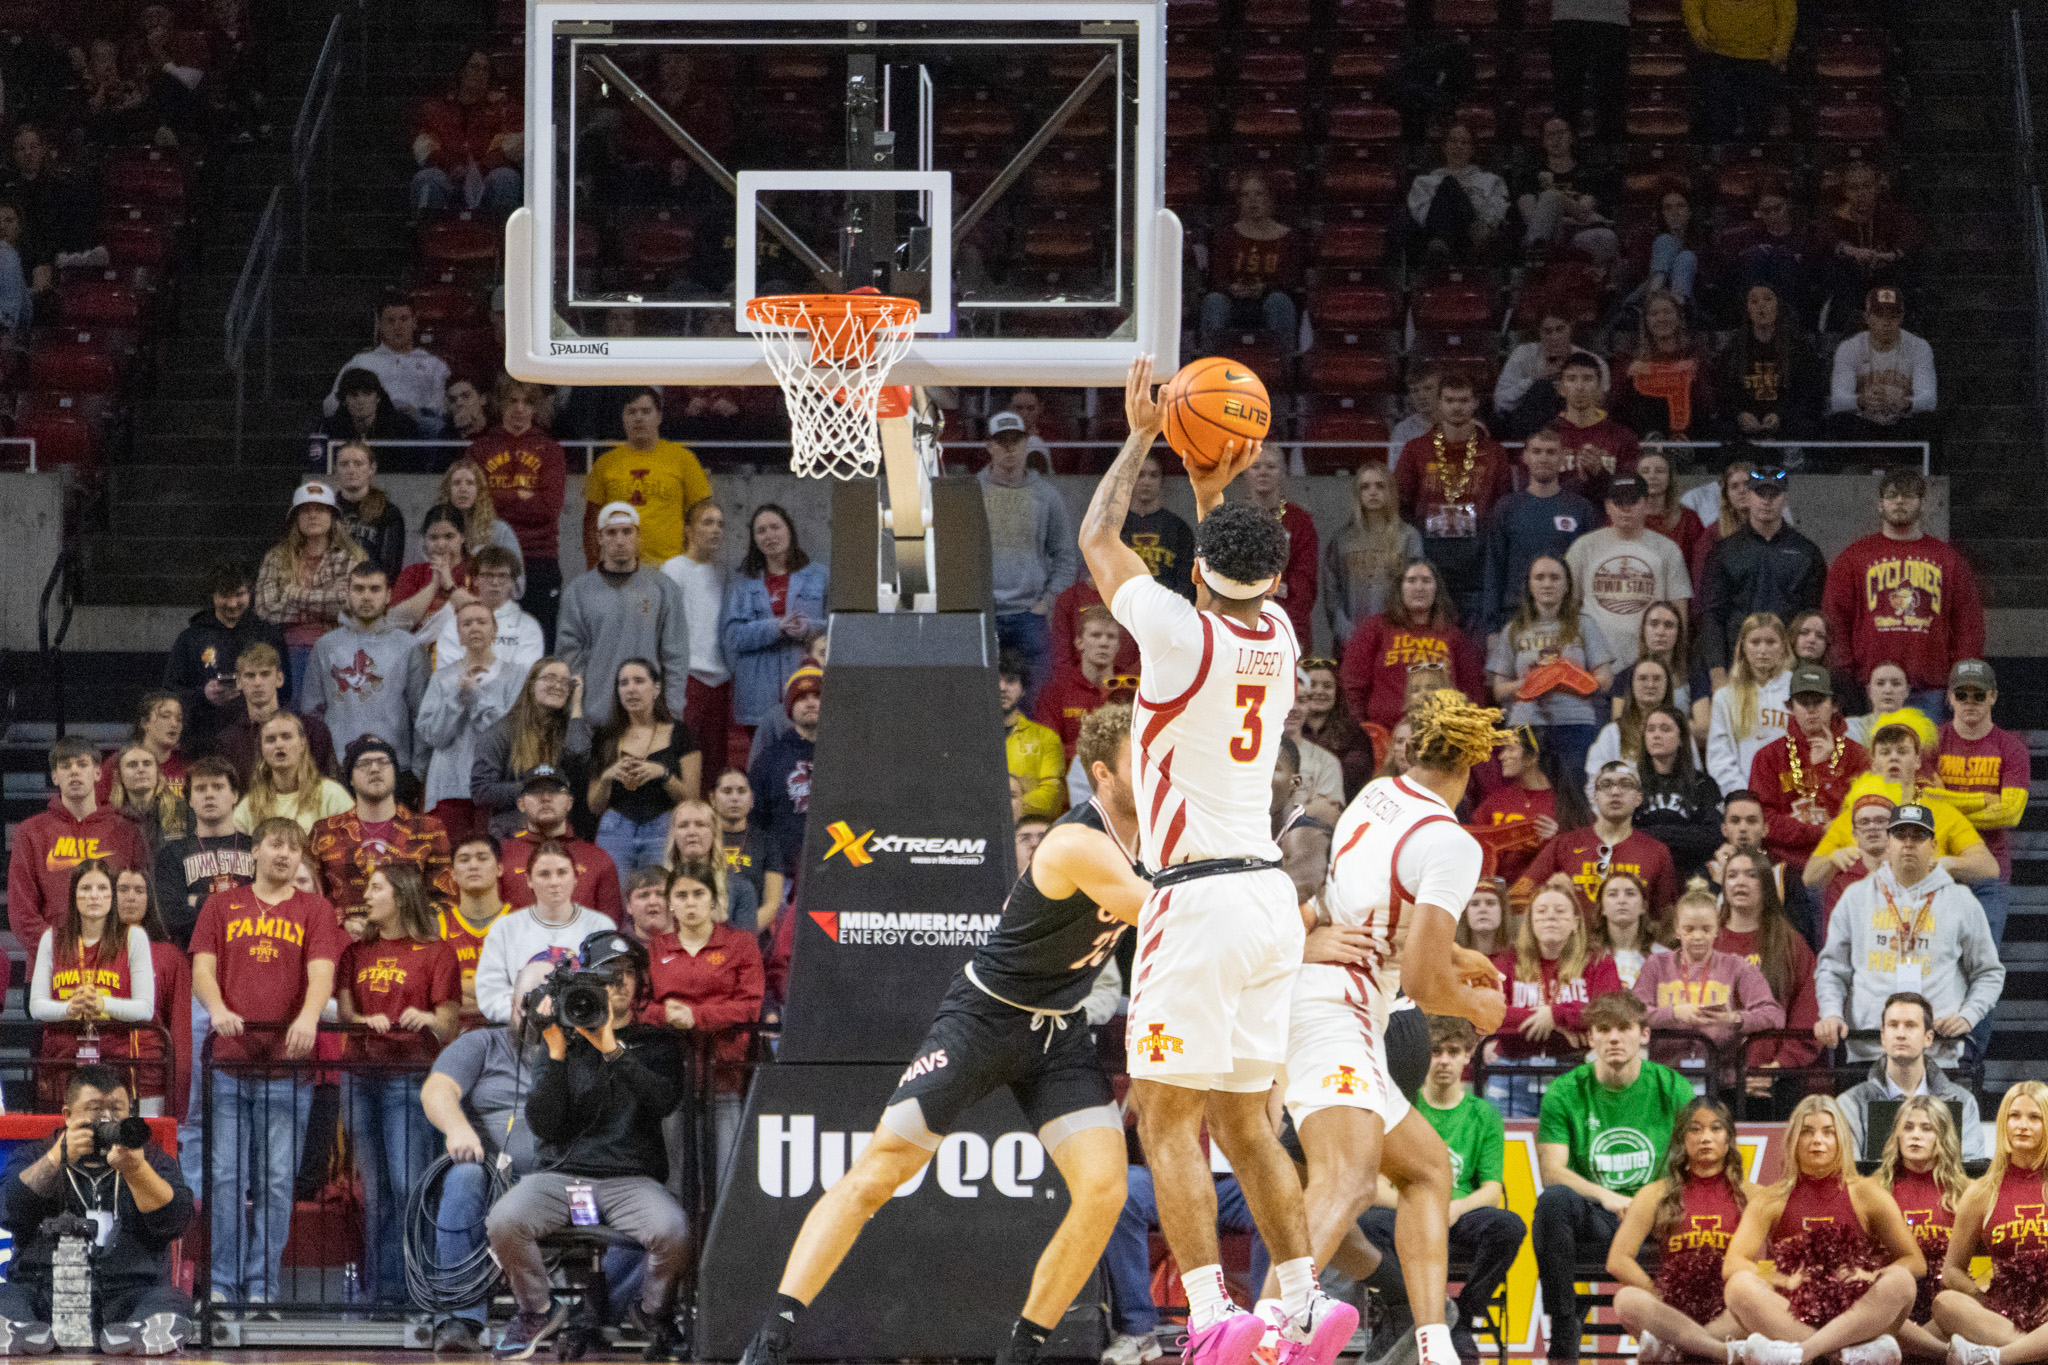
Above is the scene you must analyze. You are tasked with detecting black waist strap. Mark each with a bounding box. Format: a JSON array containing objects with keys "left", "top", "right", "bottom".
[{"left": 1151, "top": 856, "right": 1284, "bottom": 888}]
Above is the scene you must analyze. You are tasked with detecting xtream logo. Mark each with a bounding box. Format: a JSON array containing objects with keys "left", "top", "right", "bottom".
[
  {"left": 1590, "top": 1126, "right": 1657, "bottom": 1190},
  {"left": 756, "top": 1116, "right": 1050, "bottom": 1199},
  {"left": 808, "top": 911, "right": 999, "bottom": 946}
]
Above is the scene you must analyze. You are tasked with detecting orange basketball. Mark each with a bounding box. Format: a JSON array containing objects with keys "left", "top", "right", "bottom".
[{"left": 1162, "top": 357, "right": 1272, "bottom": 472}]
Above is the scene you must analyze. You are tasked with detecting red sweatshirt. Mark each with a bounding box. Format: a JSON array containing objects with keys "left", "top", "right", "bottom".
[
  {"left": 1553, "top": 411, "right": 1642, "bottom": 505},
  {"left": 1049, "top": 580, "right": 1140, "bottom": 677},
  {"left": 1035, "top": 666, "right": 1132, "bottom": 760},
  {"left": 468, "top": 426, "right": 568, "bottom": 561},
  {"left": 1821, "top": 532, "right": 1985, "bottom": 689},
  {"left": 5, "top": 796, "right": 150, "bottom": 946},
  {"left": 1272, "top": 501, "right": 1319, "bottom": 647},
  {"left": 1394, "top": 429, "right": 1515, "bottom": 537},
  {"left": 1747, "top": 717, "right": 1869, "bottom": 864},
  {"left": 1511, "top": 825, "right": 1679, "bottom": 920},
  {"left": 1488, "top": 949, "right": 1624, "bottom": 1060},
  {"left": 1340, "top": 614, "right": 1488, "bottom": 730},
  {"left": 1645, "top": 505, "right": 1708, "bottom": 575},
  {"left": 1715, "top": 925, "right": 1819, "bottom": 1071},
  {"left": 498, "top": 829, "right": 623, "bottom": 923}
]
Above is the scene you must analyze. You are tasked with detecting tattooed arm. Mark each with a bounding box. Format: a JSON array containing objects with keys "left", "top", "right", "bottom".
[{"left": 1079, "top": 357, "right": 1168, "bottom": 603}]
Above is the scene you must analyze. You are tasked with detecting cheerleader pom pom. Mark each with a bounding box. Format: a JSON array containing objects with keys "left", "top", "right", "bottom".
[
  {"left": 1911, "top": 1228, "right": 1951, "bottom": 1325},
  {"left": 1778, "top": 1223, "right": 1887, "bottom": 1327},
  {"left": 1658, "top": 1248, "right": 1728, "bottom": 1325},
  {"left": 1984, "top": 1247, "right": 2048, "bottom": 1334}
]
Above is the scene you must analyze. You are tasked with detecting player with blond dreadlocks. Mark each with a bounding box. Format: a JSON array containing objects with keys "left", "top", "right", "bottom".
[{"left": 1273, "top": 691, "right": 1514, "bottom": 1365}]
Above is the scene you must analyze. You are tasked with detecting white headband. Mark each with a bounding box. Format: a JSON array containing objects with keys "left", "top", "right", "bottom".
[{"left": 1197, "top": 557, "right": 1279, "bottom": 601}]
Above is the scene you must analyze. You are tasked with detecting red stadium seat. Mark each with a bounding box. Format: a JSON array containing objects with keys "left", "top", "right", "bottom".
[
  {"left": 1816, "top": 93, "right": 1888, "bottom": 142},
  {"left": 1312, "top": 222, "right": 1389, "bottom": 269},
  {"left": 1438, "top": 0, "right": 1498, "bottom": 25},
  {"left": 1633, "top": 0, "right": 1683, "bottom": 22},
  {"left": 1230, "top": 103, "right": 1306, "bottom": 142},
  {"left": 1165, "top": 98, "right": 1212, "bottom": 143},
  {"left": 1326, "top": 102, "right": 1403, "bottom": 144},
  {"left": 1626, "top": 89, "right": 1691, "bottom": 140},
  {"left": 408, "top": 283, "right": 484, "bottom": 326},
  {"left": 1310, "top": 283, "right": 1398, "bottom": 330},
  {"left": 1303, "top": 339, "right": 1397, "bottom": 399},
  {"left": 1450, "top": 104, "right": 1497, "bottom": 143},
  {"left": 57, "top": 281, "right": 144, "bottom": 327},
  {"left": 28, "top": 340, "right": 120, "bottom": 393},
  {"left": 1513, "top": 259, "right": 1605, "bottom": 330},
  {"left": 1028, "top": 162, "right": 1107, "bottom": 202},
  {"left": 756, "top": 51, "right": 832, "bottom": 84},
  {"left": 1815, "top": 29, "right": 1887, "bottom": 81},
  {"left": 1166, "top": 0, "right": 1220, "bottom": 27},
  {"left": 619, "top": 213, "right": 695, "bottom": 282},
  {"left": 1412, "top": 278, "right": 1495, "bottom": 331},
  {"left": 1519, "top": 102, "right": 1558, "bottom": 141},
  {"left": 1166, "top": 40, "right": 1217, "bottom": 84},
  {"left": 937, "top": 91, "right": 1018, "bottom": 141},
  {"left": 1327, "top": 37, "right": 1396, "bottom": 86},
  {"left": 1628, "top": 30, "right": 1690, "bottom": 81},
  {"left": 102, "top": 151, "right": 187, "bottom": 208},
  {"left": 1211, "top": 335, "right": 1291, "bottom": 396},
  {"left": 1239, "top": 52, "right": 1308, "bottom": 86},
  {"left": 1520, "top": 49, "right": 1554, "bottom": 92},
  {"left": 1244, "top": 0, "right": 1313, "bottom": 29},
  {"left": 420, "top": 214, "right": 499, "bottom": 268},
  {"left": 1300, "top": 409, "right": 1392, "bottom": 473},
  {"left": 1317, "top": 153, "right": 1401, "bottom": 205},
  {"left": 1022, "top": 222, "right": 1097, "bottom": 266},
  {"left": 1224, "top": 155, "right": 1300, "bottom": 200},
  {"left": 1164, "top": 162, "right": 1209, "bottom": 208},
  {"left": 1333, "top": 0, "right": 1408, "bottom": 30},
  {"left": 12, "top": 408, "right": 97, "bottom": 470},
  {"left": 101, "top": 221, "right": 169, "bottom": 271},
  {"left": 1621, "top": 144, "right": 1697, "bottom": 204},
  {"left": 1412, "top": 332, "right": 1495, "bottom": 393}
]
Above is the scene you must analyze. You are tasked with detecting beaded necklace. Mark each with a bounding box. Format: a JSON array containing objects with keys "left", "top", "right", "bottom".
[{"left": 1431, "top": 427, "right": 1481, "bottom": 503}]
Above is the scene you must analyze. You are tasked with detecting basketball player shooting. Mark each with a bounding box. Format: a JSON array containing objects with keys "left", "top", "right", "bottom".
[
  {"left": 1078, "top": 356, "right": 1356, "bottom": 1365},
  {"left": 738, "top": 706, "right": 1153, "bottom": 1365},
  {"left": 1273, "top": 690, "right": 1511, "bottom": 1365}
]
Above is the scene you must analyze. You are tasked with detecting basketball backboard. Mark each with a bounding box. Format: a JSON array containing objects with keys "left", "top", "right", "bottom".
[{"left": 504, "top": 0, "right": 1180, "bottom": 387}]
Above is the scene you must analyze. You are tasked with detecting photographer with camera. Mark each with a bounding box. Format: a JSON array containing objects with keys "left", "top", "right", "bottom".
[
  {"left": 0, "top": 1065, "right": 195, "bottom": 1356},
  {"left": 485, "top": 930, "right": 688, "bottom": 1362}
]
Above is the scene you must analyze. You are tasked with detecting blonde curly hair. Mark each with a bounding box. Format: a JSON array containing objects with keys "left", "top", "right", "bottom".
[{"left": 1407, "top": 690, "right": 1516, "bottom": 773}]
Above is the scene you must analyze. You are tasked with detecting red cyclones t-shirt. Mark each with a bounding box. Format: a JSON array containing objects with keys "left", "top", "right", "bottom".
[
  {"left": 337, "top": 936, "right": 460, "bottom": 1061},
  {"left": 190, "top": 885, "right": 349, "bottom": 1062},
  {"left": 1821, "top": 532, "right": 1986, "bottom": 690}
]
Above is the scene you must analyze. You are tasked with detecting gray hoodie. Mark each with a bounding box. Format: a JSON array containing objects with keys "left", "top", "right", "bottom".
[
  {"left": 1816, "top": 861, "right": 2005, "bottom": 1066},
  {"left": 1836, "top": 1056, "right": 1989, "bottom": 1163},
  {"left": 977, "top": 469, "right": 1079, "bottom": 615},
  {"left": 299, "top": 615, "right": 424, "bottom": 769}
]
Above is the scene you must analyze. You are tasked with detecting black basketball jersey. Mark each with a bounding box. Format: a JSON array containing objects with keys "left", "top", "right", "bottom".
[{"left": 966, "top": 797, "right": 1140, "bottom": 1013}]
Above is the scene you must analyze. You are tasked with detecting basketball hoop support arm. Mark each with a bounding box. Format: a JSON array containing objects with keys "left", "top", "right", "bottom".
[{"left": 584, "top": 52, "right": 842, "bottom": 290}]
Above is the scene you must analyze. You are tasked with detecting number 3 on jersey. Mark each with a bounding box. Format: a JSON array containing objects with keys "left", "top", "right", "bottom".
[{"left": 1230, "top": 684, "right": 1267, "bottom": 762}]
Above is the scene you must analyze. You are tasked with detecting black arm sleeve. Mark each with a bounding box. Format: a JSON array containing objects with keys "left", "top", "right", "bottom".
[
  {"left": 524, "top": 1053, "right": 581, "bottom": 1146},
  {"left": 612, "top": 1030, "right": 684, "bottom": 1117}
]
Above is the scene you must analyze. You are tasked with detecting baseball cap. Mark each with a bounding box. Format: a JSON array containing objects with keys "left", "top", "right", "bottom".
[
  {"left": 519, "top": 764, "right": 572, "bottom": 793},
  {"left": 1605, "top": 475, "right": 1646, "bottom": 505},
  {"left": 1949, "top": 659, "right": 1997, "bottom": 692},
  {"left": 1788, "top": 662, "right": 1833, "bottom": 700},
  {"left": 1747, "top": 466, "right": 1790, "bottom": 495},
  {"left": 291, "top": 481, "right": 339, "bottom": 512},
  {"left": 1889, "top": 803, "right": 1936, "bottom": 835},
  {"left": 1866, "top": 286, "right": 1904, "bottom": 316},
  {"left": 988, "top": 411, "right": 1028, "bottom": 437},
  {"left": 595, "top": 500, "right": 640, "bottom": 529}
]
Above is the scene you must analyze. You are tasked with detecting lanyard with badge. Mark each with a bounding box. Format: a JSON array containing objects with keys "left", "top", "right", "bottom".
[{"left": 1879, "top": 878, "right": 1936, "bottom": 994}]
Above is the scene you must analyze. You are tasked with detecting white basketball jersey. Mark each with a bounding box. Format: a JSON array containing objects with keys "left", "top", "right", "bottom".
[
  {"left": 1309, "top": 775, "right": 1485, "bottom": 1025},
  {"left": 1110, "top": 575, "right": 1298, "bottom": 870}
]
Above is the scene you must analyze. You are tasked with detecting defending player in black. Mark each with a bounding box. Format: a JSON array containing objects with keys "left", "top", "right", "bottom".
[{"left": 739, "top": 704, "right": 1153, "bottom": 1365}]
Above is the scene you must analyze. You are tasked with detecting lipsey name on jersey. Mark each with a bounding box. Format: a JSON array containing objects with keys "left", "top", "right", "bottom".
[
  {"left": 822, "top": 820, "right": 988, "bottom": 868},
  {"left": 807, "top": 910, "right": 1000, "bottom": 947},
  {"left": 757, "top": 1114, "right": 1052, "bottom": 1200}
]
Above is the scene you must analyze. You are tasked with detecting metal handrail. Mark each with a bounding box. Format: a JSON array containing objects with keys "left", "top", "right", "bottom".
[
  {"left": 2009, "top": 9, "right": 2048, "bottom": 464},
  {"left": 33, "top": 485, "right": 82, "bottom": 739},
  {"left": 223, "top": 9, "right": 346, "bottom": 463}
]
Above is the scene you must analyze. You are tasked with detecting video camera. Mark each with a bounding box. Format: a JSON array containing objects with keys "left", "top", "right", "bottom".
[{"left": 522, "top": 960, "right": 617, "bottom": 1033}]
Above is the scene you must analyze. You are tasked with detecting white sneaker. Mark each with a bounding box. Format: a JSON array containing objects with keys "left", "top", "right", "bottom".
[
  {"left": 1635, "top": 1330, "right": 1680, "bottom": 1364},
  {"left": 1948, "top": 1340, "right": 2001, "bottom": 1365},
  {"left": 1744, "top": 1336, "right": 1804, "bottom": 1365},
  {"left": 1102, "top": 1333, "right": 1164, "bottom": 1365},
  {"left": 1841, "top": 1336, "right": 1902, "bottom": 1365}
]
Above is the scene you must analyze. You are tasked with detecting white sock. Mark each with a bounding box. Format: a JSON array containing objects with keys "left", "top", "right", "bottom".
[
  {"left": 1182, "top": 1265, "right": 1232, "bottom": 1332},
  {"left": 1417, "top": 1323, "right": 1454, "bottom": 1365},
  {"left": 1276, "top": 1257, "right": 1317, "bottom": 1323}
]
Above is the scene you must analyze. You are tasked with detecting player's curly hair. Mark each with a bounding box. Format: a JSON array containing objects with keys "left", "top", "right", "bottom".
[
  {"left": 1076, "top": 703, "right": 1133, "bottom": 786},
  {"left": 1407, "top": 689, "right": 1515, "bottom": 773},
  {"left": 1195, "top": 503, "right": 1290, "bottom": 590}
]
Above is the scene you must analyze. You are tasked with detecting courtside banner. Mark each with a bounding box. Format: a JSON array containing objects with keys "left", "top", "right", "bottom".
[
  {"left": 778, "top": 614, "right": 1017, "bottom": 1064},
  {"left": 1489, "top": 1119, "right": 1784, "bottom": 1358},
  {"left": 696, "top": 1062, "right": 1104, "bottom": 1360}
]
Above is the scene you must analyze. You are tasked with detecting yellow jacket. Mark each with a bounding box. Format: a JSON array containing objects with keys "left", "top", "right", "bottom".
[
  {"left": 1006, "top": 714, "right": 1070, "bottom": 820},
  {"left": 1683, "top": 0, "right": 1796, "bottom": 65}
]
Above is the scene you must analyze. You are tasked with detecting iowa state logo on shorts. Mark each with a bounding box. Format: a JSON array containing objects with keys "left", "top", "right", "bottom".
[
  {"left": 1321, "top": 1065, "right": 1361, "bottom": 1094},
  {"left": 1133, "top": 1023, "right": 1184, "bottom": 1062}
]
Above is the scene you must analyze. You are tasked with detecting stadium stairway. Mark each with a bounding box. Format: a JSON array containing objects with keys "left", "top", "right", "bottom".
[{"left": 77, "top": 0, "right": 492, "bottom": 610}]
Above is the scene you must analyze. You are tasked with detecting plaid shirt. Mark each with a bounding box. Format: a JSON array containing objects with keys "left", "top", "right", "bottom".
[
  {"left": 309, "top": 805, "right": 455, "bottom": 911},
  {"left": 254, "top": 543, "right": 360, "bottom": 631}
]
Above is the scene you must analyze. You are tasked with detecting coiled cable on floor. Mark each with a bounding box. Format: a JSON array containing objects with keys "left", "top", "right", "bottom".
[{"left": 403, "top": 1154, "right": 514, "bottom": 1312}]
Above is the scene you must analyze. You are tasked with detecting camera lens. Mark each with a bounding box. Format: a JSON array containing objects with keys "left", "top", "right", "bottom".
[{"left": 559, "top": 979, "right": 610, "bottom": 1031}]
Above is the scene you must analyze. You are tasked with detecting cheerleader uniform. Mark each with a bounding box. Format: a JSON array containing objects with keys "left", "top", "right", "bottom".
[
  {"left": 1771, "top": 1173, "right": 1882, "bottom": 1326},
  {"left": 1887, "top": 1166, "right": 1956, "bottom": 1325},
  {"left": 1658, "top": 1174, "right": 1746, "bottom": 1322},
  {"left": 1983, "top": 1166, "right": 2048, "bottom": 1333}
]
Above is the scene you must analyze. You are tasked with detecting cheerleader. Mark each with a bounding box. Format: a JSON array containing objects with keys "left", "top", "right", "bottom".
[
  {"left": 1724, "top": 1094, "right": 1923, "bottom": 1365},
  {"left": 1611, "top": 1098, "right": 1756, "bottom": 1361},
  {"left": 1877, "top": 1096, "right": 1970, "bottom": 1360},
  {"left": 1934, "top": 1081, "right": 2048, "bottom": 1365}
]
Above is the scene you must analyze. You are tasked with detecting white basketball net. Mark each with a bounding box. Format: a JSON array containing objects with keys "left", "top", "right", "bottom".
[{"left": 746, "top": 294, "right": 919, "bottom": 480}]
